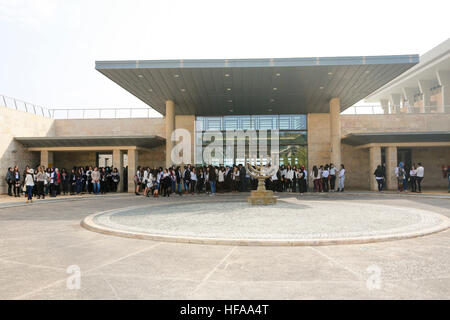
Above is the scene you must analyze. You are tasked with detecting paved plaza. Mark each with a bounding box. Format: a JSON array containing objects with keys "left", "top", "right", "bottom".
[{"left": 0, "top": 192, "right": 449, "bottom": 299}]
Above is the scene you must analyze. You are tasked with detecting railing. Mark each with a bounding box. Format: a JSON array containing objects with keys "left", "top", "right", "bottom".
[
  {"left": 1, "top": 94, "right": 53, "bottom": 117},
  {"left": 50, "top": 108, "right": 159, "bottom": 119},
  {"left": 2, "top": 94, "right": 449, "bottom": 119},
  {"left": 342, "top": 105, "right": 450, "bottom": 115}
]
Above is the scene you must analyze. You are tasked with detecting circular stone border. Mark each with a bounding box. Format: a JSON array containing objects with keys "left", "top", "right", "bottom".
[{"left": 81, "top": 201, "right": 450, "bottom": 246}]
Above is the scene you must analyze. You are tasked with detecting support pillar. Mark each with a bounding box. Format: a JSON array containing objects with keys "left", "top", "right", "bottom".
[
  {"left": 127, "top": 149, "right": 138, "bottom": 193},
  {"left": 402, "top": 87, "right": 418, "bottom": 112},
  {"left": 436, "top": 70, "right": 450, "bottom": 113},
  {"left": 369, "top": 146, "right": 381, "bottom": 191},
  {"left": 113, "top": 149, "right": 124, "bottom": 192},
  {"left": 389, "top": 93, "right": 402, "bottom": 114},
  {"left": 418, "top": 80, "right": 434, "bottom": 113},
  {"left": 380, "top": 99, "right": 389, "bottom": 114},
  {"left": 165, "top": 100, "right": 175, "bottom": 167},
  {"left": 40, "top": 150, "right": 54, "bottom": 169},
  {"left": 385, "top": 146, "right": 397, "bottom": 191},
  {"left": 329, "top": 98, "right": 341, "bottom": 167}
]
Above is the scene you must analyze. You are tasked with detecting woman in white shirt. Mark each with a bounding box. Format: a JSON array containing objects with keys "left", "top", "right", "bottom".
[
  {"left": 337, "top": 164, "right": 345, "bottom": 192},
  {"left": 25, "top": 168, "right": 35, "bottom": 203},
  {"left": 190, "top": 169, "right": 197, "bottom": 194}
]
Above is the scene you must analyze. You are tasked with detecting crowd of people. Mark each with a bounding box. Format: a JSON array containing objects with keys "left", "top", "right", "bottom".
[
  {"left": 373, "top": 162, "right": 426, "bottom": 193},
  {"left": 133, "top": 163, "right": 346, "bottom": 197},
  {"left": 4, "top": 165, "right": 124, "bottom": 202},
  {"left": 6, "top": 161, "right": 449, "bottom": 203}
]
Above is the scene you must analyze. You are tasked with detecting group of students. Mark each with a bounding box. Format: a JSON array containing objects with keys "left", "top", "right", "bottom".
[
  {"left": 4, "top": 165, "right": 123, "bottom": 203},
  {"left": 373, "top": 162, "right": 425, "bottom": 192},
  {"left": 133, "top": 163, "right": 347, "bottom": 198}
]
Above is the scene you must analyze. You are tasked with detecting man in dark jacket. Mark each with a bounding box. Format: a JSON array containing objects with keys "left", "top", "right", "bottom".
[
  {"left": 239, "top": 164, "right": 247, "bottom": 192},
  {"left": 5, "top": 167, "right": 14, "bottom": 196}
]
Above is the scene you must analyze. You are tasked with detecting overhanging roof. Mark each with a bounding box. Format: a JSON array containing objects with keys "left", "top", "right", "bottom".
[
  {"left": 342, "top": 131, "right": 450, "bottom": 146},
  {"left": 96, "top": 55, "right": 419, "bottom": 116},
  {"left": 15, "top": 136, "right": 165, "bottom": 148}
]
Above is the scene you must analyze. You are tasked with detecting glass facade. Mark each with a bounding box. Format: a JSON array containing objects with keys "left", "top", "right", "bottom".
[{"left": 195, "top": 115, "right": 307, "bottom": 167}]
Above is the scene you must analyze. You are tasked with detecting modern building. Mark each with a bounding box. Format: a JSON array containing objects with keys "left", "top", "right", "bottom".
[{"left": 1, "top": 40, "right": 449, "bottom": 194}]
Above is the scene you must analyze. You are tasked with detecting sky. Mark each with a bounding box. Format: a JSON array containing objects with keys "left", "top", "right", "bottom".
[{"left": 0, "top": 0, "right": 449, "bottom": 117}]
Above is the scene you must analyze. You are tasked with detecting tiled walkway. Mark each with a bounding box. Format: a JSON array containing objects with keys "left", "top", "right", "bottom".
[{"left": 0, "top": 193, "right": 449, "bottom": 299}]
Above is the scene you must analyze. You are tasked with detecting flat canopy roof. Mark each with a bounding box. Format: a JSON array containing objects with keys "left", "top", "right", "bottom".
[
  {"left": 15, "top": 136, "right": 165, "bottom": 148},
  {"left": 96, "top": 55, "right": 419, "bottom": 116},
  {"left": 342, "top": 132, "right": 450, "bottom": 146}
]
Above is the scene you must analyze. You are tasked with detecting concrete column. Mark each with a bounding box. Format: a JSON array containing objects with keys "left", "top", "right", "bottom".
[
  {"left": 380, "top": 99, "right": 389, "bottom": 114},
  {"left": 112, "top": 149, "right": 123, "bottom": 192},
  {"left": 418, "top": 80, "right": 434, "bottom": 112},
  {"left": 127, "top": 149, "right": 138, "bottom": 193},
  {"left": 40, "top": 150, "right": 54, "bottom": 169},
  {"left": 369, "top": 146, "right": 381, "bottom": 191},
  {"left": 389, "top": 93, "right": 402, "bottom": 114},
  {"left": 436, "top": 70, "right": 450, "bottom": 113},
  {"left": 329, "top": 98, "right": 341, "bottom": 167},
  {"left": 402, "top": 87, "right": 418, "bottom": 112},
  {"left": 385, "top": 146, "right": 397, "bottom": 191},
  {"left": 165, "top": 100, "right": 175, "bottom": 167}
]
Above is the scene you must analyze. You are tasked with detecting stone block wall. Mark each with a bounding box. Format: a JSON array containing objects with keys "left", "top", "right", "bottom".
[
  {"left": 307, "top": 113, "right": 331, "bottom": 168},
  {"left": 54, "top": 118, "right": 165, "bottom": 137},
  {"left": 0, "top": 107, "right": 55, "bottom": 194}
]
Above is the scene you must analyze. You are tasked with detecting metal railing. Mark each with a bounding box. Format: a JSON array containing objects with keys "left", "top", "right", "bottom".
[
  {"left": 2, "top": 94, "right": 449, "bottom": 119},
  {"left": 49, "top": 108, "right": 159, "bottom": 119},
  {"left": 1, "top": 94, "right": 53, "bottom": 117},
  {"left": 342, "top": 105, "right": 450, "bottom": 115}
]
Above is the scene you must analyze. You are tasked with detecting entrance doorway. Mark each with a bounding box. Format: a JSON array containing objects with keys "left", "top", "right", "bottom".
[{"left": 397, "top": 148, "right": 412, "bottom": 168}]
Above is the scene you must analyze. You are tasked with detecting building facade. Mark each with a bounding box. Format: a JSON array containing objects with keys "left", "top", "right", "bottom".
[{"left": 1, "top": 40, "right": 449, "bottom": 194}]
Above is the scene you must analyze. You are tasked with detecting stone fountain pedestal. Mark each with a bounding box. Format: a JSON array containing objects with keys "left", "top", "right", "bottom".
[{"left": 247, "top": 177, "right": 277, "bottom": 205}]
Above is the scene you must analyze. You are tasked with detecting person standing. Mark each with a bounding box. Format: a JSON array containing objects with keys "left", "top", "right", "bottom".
[
  {"left": 374, "top": 165, "right": 384, "bottom": 192},
  {"left": 25, "top": 168, "right": 35, "bottom": 203},
  {"left": 395, "top": 162, "right": 406, "bottom": 192},
  {"left": 209, "top": 165, "right": 217, "bottom": 195},
  {"left": 36, "top": 166, "right": 46, "bottom": 199},
  {"left": 329, "top": 164, "right": 336, "bottom": 192},
  {"left": 337, "top": 164, "right": 345, "bottom": 192},
  {"left": 322, "top": 165, "right": 330, "bottom": 192},
  {"left": 311, "top": 165, "right": 321, "bottom": 192},
  {"left": 111, "top": 167, "right": 120, "bottom": 192},
  {"left": 5, "top": 167, "right": 14, "bottom": 196},
  {"left": 12, "top": 166, "right": 21, "bottom": 197},
  {"left": 416, "top": 162, "right": 424, "bottom": 193},
  {"left": 409, "top": 164, "right": 417, "bottom": 192},
  {"left": 91, "top": 167, "right": 100, "bottom": 194}
]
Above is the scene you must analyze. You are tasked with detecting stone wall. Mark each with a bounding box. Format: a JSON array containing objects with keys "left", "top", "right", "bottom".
[
  {"left": 0, "top": 107, "right": 55, "bottom": 194},
  {"left": 340, "top": 113, "right": 450, "bottom": 135},
  {"left": 307, "top": 113, "right": 331, "bottom": 168},
  {"left": 54, "top": 118, "right": 165, "bottom": 137},
  {"left": 411, "top": 147, "right": 450, "bottom": 188},
  {"left": 340, "top": 113, "right": 450, "bottom": 190}
]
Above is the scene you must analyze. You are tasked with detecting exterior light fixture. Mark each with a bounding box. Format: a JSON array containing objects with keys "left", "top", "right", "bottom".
[
  {"left": 328, "top": 72, "right": 333, "bottom": 75},
  {"left": 138, "top": 74, "right": 144, "bottom": 78},
  {"left": 227, "top": 88, "right": 232, "bottom": 91},
  {"left": 276, "top": 73, "right": 281, "bottom": 77},
  {"left": 174, "top": 74, "right": 180, "bottom": 78},
  {"left": 225, "top": 74, "right": 230, "bottom": 77},
  {"left": 273, "top": 88, "right": 278, "bottom": 91},
  {"left": 181, "top": 88, "right": 186, "bottom": 92}
]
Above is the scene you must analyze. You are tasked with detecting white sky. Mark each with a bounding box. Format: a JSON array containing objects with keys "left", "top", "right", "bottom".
[{"left": 0, "top": 0, "right": 449, "bottom": 117}]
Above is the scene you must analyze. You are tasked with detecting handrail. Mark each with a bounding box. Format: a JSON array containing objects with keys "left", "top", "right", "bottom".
[
  {"left": 342, "top": 105, "right": 450, "bottom": 115},
  {"left": 2, "top": 94, "right": 449, "bottom": 118}
]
